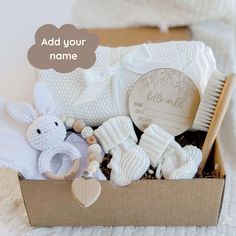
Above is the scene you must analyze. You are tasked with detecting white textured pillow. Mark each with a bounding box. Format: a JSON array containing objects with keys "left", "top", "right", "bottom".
[{"left": 37, "top": 41, "right": 216, "bottom": 126}]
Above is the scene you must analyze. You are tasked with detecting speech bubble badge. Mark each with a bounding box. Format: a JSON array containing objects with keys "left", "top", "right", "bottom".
[{"left": 28, "top": 24, "right": 99, "bottom": 73}]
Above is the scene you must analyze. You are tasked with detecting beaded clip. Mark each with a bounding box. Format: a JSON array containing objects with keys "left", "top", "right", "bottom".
[{"left": 61, "top": 115, "right": 104, "bottom": 207}]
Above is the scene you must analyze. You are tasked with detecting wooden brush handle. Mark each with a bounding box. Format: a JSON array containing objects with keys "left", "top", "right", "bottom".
[{"left": 198, "top": 74, "right": 236, "bottom": 175}]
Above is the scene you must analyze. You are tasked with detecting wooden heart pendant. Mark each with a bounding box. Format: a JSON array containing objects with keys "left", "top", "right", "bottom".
[{"left": 71, "top": 177, "right": 101, "bottom": 207}]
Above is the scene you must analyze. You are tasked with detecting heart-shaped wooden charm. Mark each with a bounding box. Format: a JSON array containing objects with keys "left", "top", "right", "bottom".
[{"left": 71, "top": 177, "right": 101, "bottom": 208}]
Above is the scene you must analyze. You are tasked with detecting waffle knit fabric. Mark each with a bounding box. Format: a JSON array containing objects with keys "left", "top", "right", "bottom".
[
  {"left": 162, "top": 145, "right": 202, "bottom": 180},
  {"left": 140, "top": 124, "right": 202, "bottom": 179},
  {"left": 139, "top": 124, "right": 174, "bottom": 168},
  {"left": 94, "top": 116, "right": 150, "bottom": 186}
]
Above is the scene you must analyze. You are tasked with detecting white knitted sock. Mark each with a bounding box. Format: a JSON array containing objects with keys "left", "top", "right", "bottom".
[{"left": 94, "top": 116, "right": 150, "bottom": 186}]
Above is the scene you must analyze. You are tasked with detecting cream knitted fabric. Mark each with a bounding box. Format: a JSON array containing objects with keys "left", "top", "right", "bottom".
[
  {"left": 161, "top": 145, "right": 202, "bottom": 180},
  {"left": 94, "top": 116, "right": 150, "bottom": 186},
  {"left": 139, "top": 124, "right": 174, "bottom": 168},
  {"left": 94, "top": 116, "right": 137, "bottom": 153},
  {"left": 37, "top": 41, "right": 216, "bottom": 126},
  {"left": 7, "top": 102, "right": 37, "bottom": 124},
  {"left": 7, "top": 83, "right": 67, "bottom": 151},
  {"left": 27, "top": 115, "right": 66, "bottom": 151},
  {"left": 139, "top": 124, "right": 202, "bottom": 179}
]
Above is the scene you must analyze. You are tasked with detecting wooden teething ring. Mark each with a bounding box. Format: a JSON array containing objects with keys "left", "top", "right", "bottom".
[
  {"left": 43, "top": 159, "right": 80, "bottom": 180},
  {"left": 38, "top": 141, "right": 82, "bottom": 181}
]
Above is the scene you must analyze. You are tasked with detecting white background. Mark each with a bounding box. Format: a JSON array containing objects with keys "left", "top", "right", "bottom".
[{"left": 0, "top": 0, "right": 74, "bottom": 102}]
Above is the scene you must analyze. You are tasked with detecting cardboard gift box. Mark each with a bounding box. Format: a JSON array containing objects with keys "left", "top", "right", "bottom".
[
  {"left": 18, "top": 27, "right": 225, "bottom": 226},
  {"left": 19, "top": 138, "right": 225, "bottom": 226}
]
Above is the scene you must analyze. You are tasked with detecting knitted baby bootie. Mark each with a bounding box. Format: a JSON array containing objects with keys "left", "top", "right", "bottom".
[
  {"left": 139, "top": 124, "right": 202, "bottom": 179},
  {"left": 94, "top": 116, "right": 150, "bottom": 186}
]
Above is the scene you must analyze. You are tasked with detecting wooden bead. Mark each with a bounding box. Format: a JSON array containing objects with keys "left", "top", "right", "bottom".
[
  {"left": 90, "top": 160, "right": 99, "bottom": 168},
  {"left": 86, "top": 135, "right": 97, "bottom": 145},
  {"left": 88, "top": 152, "right": 103, "bottom": 164},
  {"left": 87, "top": 166, "right": 97, "bottom": 174},
  {"left": 81, "top": 127, "right": 94, "bottom": 139},
  {"left": 73, "top": 119, "right": 86, "bottom": 133},
  {"left": 88, "top": 144, "right": 102, "bottom": 154},
  {"left": 87, "top": 160, "right": 99, "bottom": 173},
  {"left": 65, "top": 117, "right": 75, "bottom": 128}
]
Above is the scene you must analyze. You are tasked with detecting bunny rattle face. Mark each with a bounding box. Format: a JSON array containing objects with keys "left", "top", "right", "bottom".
[{"left": 27, "top": 115, "right": 66, "bottom": 151}]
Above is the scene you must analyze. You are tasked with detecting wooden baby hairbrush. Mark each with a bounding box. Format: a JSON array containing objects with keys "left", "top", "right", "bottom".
[{"left": 198, "top": 74, "right": 236, "bottom": 175}]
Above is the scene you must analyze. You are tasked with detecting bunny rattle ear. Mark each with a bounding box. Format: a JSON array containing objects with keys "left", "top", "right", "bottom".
[
  {"left": 7, "top": 102, "right": 37, "bottom": 124},
  {"left": 34, "top": 82, "right": 55, "bottom": 115}
]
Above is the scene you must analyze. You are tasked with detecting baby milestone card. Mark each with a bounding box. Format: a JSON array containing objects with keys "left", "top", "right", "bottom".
[{"left": 129, "top": 68, "right": 200, "bottom": 136}]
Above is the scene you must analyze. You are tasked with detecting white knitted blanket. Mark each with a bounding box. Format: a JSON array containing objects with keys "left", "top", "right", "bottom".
[{"left": 0, "top": 0, "right": 236, "bottom": 235}]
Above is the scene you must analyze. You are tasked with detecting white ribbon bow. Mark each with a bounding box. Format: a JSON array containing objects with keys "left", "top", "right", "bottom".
[{"left": 74, "top": 44, "right": 159, "bottom": 110}]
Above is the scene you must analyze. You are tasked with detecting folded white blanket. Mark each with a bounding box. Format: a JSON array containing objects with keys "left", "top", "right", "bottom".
[{"left": 37, "top": 41, "right": 216, "bottom": 127}]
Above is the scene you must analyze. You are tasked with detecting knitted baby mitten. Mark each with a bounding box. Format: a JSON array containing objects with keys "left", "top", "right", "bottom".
[
  {"left": 94, "top": 116, "right": 150, "bottom": 186},
  {"left": 139, "top": 124, "right": 202, "bottom": 179},
  {"left": 139, "top": 124, "right": 174, "bottom": 168},
  {"left": 161, "top": 145, "right": 202, "bottom": 180}
]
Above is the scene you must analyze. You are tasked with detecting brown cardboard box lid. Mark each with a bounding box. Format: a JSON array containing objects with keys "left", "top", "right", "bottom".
[{"left": 89, "top": 27, "right": 190, "bottom": 47}]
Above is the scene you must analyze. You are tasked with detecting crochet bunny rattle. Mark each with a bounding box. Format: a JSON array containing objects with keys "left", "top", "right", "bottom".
[{"left": 7, "top": 82, "right": 81, "bottom": 180}]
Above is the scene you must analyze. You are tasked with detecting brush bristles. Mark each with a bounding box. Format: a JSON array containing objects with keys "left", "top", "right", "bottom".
[{"left": 192, "top": 70, "right": 226, "bottom": 131}]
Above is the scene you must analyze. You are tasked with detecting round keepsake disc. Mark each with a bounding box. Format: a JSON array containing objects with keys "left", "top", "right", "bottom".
[{"left": 129, "top": 68, "right": 200, "bottom": 136}]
